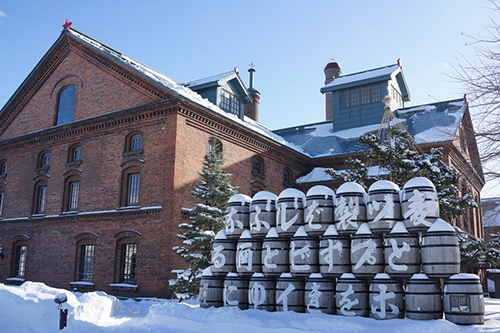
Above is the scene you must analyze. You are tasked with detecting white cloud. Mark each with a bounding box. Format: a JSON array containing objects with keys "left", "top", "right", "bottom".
[{"left": 0, "top": 11, "right": 7, "bottom": 18}]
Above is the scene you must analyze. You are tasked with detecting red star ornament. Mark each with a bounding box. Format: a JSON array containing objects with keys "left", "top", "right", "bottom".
[{"left": 63, "top": 20, "right": 72, "bottom": 30}]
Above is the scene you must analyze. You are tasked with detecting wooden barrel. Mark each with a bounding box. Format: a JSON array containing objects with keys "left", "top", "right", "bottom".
[
  {"left": 276, "top": 188, "right": 305, "bottom": 239},
  {"left": 276, "top": 273, "right": 305, "bottom": 312},
  {"left": 289, "top": 226, "right": 319, "bottom": 277},
  {"left": 225, "top": 194, "right": 252, "bottom": 240},
  {"left": 236, "top": 230, "right": 262, "bottom": 276},
  {"left": 336, "top": 273, "right": 369, "bottom": 317},
  {"left": 223, "top": 272, "right": 249, "bottom": 310},
  {"left": 401, "top": 177, "right": 439, "bottom": 234},
  {"left": 366, "top": 180, "right": 401, "bottom": 235},
  {"left": 405, "top": 273, "right": 443, "bottom": 320},
  {"left": 304, "top": 185, "right": 335, "bottom": 237},
  {"left": 444, "top": 274, "right": 485, "bottom": 325},
  {"left": 421, "top": 218, "right": 460, "bottom": 279},
  {"left": 319, "top": 224, "right": 351, "bottom": 278},
  {"left": 305, "top": 273, "right": 336, "bottom": 314},
  {"left": 384, "top": 222, "right": 420, "bottom": 278},
  {"left": 350, "top": 223, "right": 384, "bottom": 279},
  {"left": 248, "top": 272, "right": 276, "bottom": 311},
  {"left": 369, "top": 273, "right": 405, "bottom": 320},
  {"left": 199, "top": 266, "right": 224, "bottom": 308},
  {"left": 250, "top": 191, "right": 277, "bottom": 239},
  {"left": 211, "top": 229, "right": 237, "bottom": 276},
  {"left": 334, "top": 182, "right": 367, "bottom": 235},
  {"left": 261, "top": 227, "right": 289, "bottom": 277}
]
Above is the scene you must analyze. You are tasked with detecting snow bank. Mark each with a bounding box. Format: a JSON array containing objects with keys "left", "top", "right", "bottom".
[{"left": 1, "top": 281, "right": 500, "bottom": 332}]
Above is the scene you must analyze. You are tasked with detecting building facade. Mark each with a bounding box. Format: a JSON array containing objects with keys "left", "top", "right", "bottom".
[{"left": 0, "top": 27, "right": 484, "bottom": 298}]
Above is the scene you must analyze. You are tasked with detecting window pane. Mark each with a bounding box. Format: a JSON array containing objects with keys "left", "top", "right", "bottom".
[
  {"left": 56, "top": 86, "right": 77, "bottom": 125},
  {"left": 69, "top": 182, "right": 79, "bottom": 211},
  {"left": 252, "top": 158, "right": 260, "bottom": 173},
  {"left": 38, "top": 186, "right": 47, "bottom": 213},
  {"left": 371, "top": 84, "right": 381, "bottom": 103},
  {"left": 131, "top": 135, "right": 142, "bottom": 150},
  {"left": 231, "top": 95, "right": 241, "bottom": 117},
  {"left": 80, "top": 244, "right": 94, "bottom": 281},
  {"left": 127, "top": 174, "right": 140, "bottom": 205},
  {"left": 361, "top": 86, "right": 370, "bottom": 105},
  {"left": 220, "top": 90, "right": 230, "bottom": 112},
  {"left": 121, "top": 243, "right": 137, "bottom": 283},
  {"left": 0, "top": 192, "right": 4, "bottom": 217},
  {"left": 15, "top": 245, "right": 27, "bottom": 278},
  {"left": 73, "top": 146, "right": 83, "bottom": 161},
  {"left": 42, "top": 153, "right": 50, "bottom": 166},
  {"left": 1, "top": 162, "right": 7, "bottom": 174},
  {"left": 351, "top": 88, "right": 360, "bottom": 106},
  {"left": 340, "top": 90, "right": 349, "bottom": 108}
]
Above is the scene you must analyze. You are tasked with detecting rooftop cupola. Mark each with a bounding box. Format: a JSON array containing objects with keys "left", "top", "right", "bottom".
[
  {"left": 244, "top": 64, "right": 261, "bottom": 122},
  {"left": 324, "top": 59, "right": 342, "bottom": 120}
]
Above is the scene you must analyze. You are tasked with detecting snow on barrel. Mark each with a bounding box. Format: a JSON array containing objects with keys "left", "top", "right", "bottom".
[
  {"left": 276, "top": 188, "right": 306, "bottom": 239},
  {"left": 336, "top": 273, "right": 369, "bottom": 317},
  {"left": 319, "top": 224, "right": 351, "bottom": 278},
  {"left": 225, "top": 194, "right": 252, "bottom": 240},
  {"left": 199, "top": 266, "right": 224, "bottom": 308},
  {"left": 421, "top": 218, "right": 460, "bottom": 279},
  {"left": 334, "top": 182, "right": 367, "bottom": 235},
  {"left": 236, "top": 230, "right": 262, "bottom": 276},
  {"left": 444, "top": 273, "right": 485, "bottom": 325},
  {"left": 250, "top": 191, "right": 277, "bottom": 239},
  {"left": 275, "top": 273, "right": 305, "bottom": 313},
  {"left": 211, "top": 229, "right": 237, "bottom": 276},
  {"left": 366, "top": 180, "right": 401, "bottom": 235},
  {"left": 350, "top": 223, "right": 384, "bottom": 279},
  {"left": 248, "top": 272, "right": 276, "bottom": 311},
  {"left": 289, "top": 226, "right": 319, "bottom": 277},
  {"left": 384, "top": 222, "right": 420, "bottom": 279},
  {"left": 305, "top": 273, "right": 335, "bottom": 315},
  {"left": 304, "top": 185, "right": 335, "bottom": 237},
  {"left": 369, "top": 273, "right": 405, "bottom": 320},
  {"left": 223, "top": 272, "right": 249, "bottom": 310},
  {"left": 261, "top": 227, "right": 289, "bottom": 277},
  {"left": 405, "top": 273, "right": 443, "bottom": 320},
  {"left": 401, "top": 177, "right": 439, "bottom": 234}
]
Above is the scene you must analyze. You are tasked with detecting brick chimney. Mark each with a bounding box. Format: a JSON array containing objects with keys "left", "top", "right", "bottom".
[
  {"left": 324, "top": 60, "right": 342, "bottom": 120},
  {"left": 244, "top": 65, "right": 260, "bottom": 122}
]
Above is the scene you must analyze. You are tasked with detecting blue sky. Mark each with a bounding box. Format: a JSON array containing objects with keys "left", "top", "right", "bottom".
[{"left": 0, "top": 0, "right": 498, "bottom": 196}]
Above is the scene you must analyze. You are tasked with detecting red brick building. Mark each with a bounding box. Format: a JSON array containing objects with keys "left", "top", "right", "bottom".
[{"left": 0, "top": 27, "right": 484, "bottom": 298}]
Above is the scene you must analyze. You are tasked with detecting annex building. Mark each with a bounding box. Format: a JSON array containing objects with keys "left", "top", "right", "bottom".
[{"left": 0, "top": 25, "right": 484, "bottom": 298}]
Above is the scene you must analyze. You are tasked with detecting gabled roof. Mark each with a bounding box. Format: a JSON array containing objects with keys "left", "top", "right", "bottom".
[
  {"left": 273, "top": 99, "right": 466, "bottom": 159},
  {"left": 183, "top": 70, "right": 252, "bottom": 103},
  {"left": 320, "top": 63, "right": 411, "bottom": 102}
]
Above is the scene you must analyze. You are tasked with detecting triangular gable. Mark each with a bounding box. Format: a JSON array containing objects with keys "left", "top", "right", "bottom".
[{"left": 184, "top": 70, "right": 252, "bottom": 103}]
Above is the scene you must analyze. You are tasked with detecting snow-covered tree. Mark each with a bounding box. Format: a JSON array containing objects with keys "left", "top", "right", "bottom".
[
  {"left": 169, "top": 137, "right": 238, "bottom": 299},
  {"left": 457, "top": 228, "right": 500, "bottom": 270},
  {"left": 325, "top": 126, "right": 477, "bottom": 223}
]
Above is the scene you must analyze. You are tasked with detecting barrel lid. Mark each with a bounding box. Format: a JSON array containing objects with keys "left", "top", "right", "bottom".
[
  {"left": 323, "top": 224, "right": 339, "bottom": 236},
  {"left": 355, "top": 223, "right": 372, "bottom": 235},
  {"left": 426, "top": 218, "right": 455, "bottom": 233},
  {"left": 252, "top": 191, "right": 277, "bottom": 203},
  {"left": 306, "top": 185, "right": 335, "bottom": 198},
  {"left": 373, "top": 273, "right": 392, "bottom": 280},
  {"left": 252, "top": 272, "right": 265, "bottom": 278},
  {"left": 449, "top": 273, "right": 480, "bottom": 280},
  {"left": 292, "top": 226, "right": 309, "bottom": 238},
  {"left": 339, "top": 273, "right": 356, "bottom": 279},
  {"left": 240, "top": 230, "right": 253, "bottom": 239},
  {"left": 214, "top": 229, "right": 227, "bottom": 240},
  {"left": 264, "top": 227, "right": 280, "bottom": 239},
  {"left": 389, "top": 221, "right": 409, "bottom": 234},
  {"left": 202, "top": 266, "right": 214, "bottom": 276},
  {"left": 278, "top": 188, "right": 306, "bottom": 202},
  {"left": 308, "top": 273, "right": 324, "bottom": 279},
  {"left": 337, "top": 182, "right": 366, "bottom": 195},
  {"left": 369, "top": 180, "right": 400, "bottom": 193},
  {"left": 410, "top": 273, "right": 430, "bottom": 280},
  {"left": 228, "top": 194, "right": 252, "bottom": 205},
  {"left": 403, "top": 177, "right": 436, "bottom": 191}
]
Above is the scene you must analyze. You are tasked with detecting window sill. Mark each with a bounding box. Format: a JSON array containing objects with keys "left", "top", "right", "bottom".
[
  {"left": 110, "top": 283, "right": 138, "bottom": 291},
  {"left": 35, "top": 166, "right": 50, "bottom": 173},
  {"left": 70, "top": 281, "right": 95, "bottom": 291},
  {"left": 116, "top": 206, "right": 141, "bottom": 211},
  {"left": 6, "top": 277, "right": 25, "bottom": 285},
  {"left": 60, "top": 211, "right": 79, "bottom": 215},
  {"left": 65, "top": 161, "right": 82, "bottom": 168},
  {"left": 30, "top": 214, "right": 46, "bottom": 218},
  {"left": 123, "top": 149, "right": 144, "bottom": 158},
  {"left": 252, "top": 171, "right": 266, "bottom": 179}
]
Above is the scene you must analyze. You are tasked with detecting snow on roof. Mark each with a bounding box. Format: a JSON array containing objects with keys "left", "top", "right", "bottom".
[
  {"left": 369, "top": 180, "right": 400, "bottom": 192},
  {"left": 252, "top": 191, "right": 277, "bottom": 202},
  {"left": 337, "top": 182, "right": 366, "bottom": 195},
  {"left": 483, "top": 197, "right": 500, "bottom": 227},
  {"left": 275, "top": 99, "right": 466, "bottom": 159},
  {"left": 228, "top": 194, "right": 252, "bottom": 205},
  {"left": 321, "top": 64, "right": 399, "bottom": 91},
  {"left": 296, "top": 165, "right": 381, "bottom": 184},
  {"left": 67, "top": 29, "right": 309, "bottom": 157},
  {"left": 426, "top": 218, "right": 455, "bottom": 233},
  {"left": 306, "top": 185, "right": 335, "bottom": 197},
  {"left": 183, "top": 70, "right": 237, "bottom": 88},
  {"left": 404, "top": 177, "right": 435, "bottom": 190}
]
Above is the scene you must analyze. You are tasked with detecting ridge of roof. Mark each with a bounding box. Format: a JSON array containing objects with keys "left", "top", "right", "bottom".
[
  {"left": 183, "top": 70, "right": 237, "bottom": 87},
  {"left": 321, "top": 63, "right": 399, "bottom": 92}
]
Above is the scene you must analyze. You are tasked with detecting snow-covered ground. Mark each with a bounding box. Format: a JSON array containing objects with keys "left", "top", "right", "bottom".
[{"left": 1, "top": 281, "right": 499, "bottom": 332}]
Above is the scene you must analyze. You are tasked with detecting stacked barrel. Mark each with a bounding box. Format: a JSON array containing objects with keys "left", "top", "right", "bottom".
[{"left": 199, "top": 178, "right": 484, "bottom": 325}]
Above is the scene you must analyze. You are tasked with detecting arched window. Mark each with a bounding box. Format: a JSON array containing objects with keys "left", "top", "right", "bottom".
[
  {"left": 56, "top": 85, "right": 77, "bottom": 125},
  {"left": 120, "top": 164, "right": 142, "bottom": 207},
  {"left": 125, "top": 132, "right": 143, "bottom": 152},
  {"left": 33, "top": 180, "right": 48, "bottom": 215},
  {"left": 37, "top": 152, "right": 51, "bottom": 169},
  {"left": 283, "top": 168, "right": 292, "bottom": 185},
  {"left": 11, "top": 238, "right": 28, "bottom": 279},
  {"left": 252, "top": 156, "right": 264, "bottom": 175},
  {"left": 208, "top": 137, "right": 222, "bottom": 154},
  {"left": 68, "top": 145, "right": 83, "bottom": 163},
  {"left": 0, "top": 161, "right": 7, "bottom": 175},
  {"left": 63, "top": 173, "right": 80, "bottom": 212}
]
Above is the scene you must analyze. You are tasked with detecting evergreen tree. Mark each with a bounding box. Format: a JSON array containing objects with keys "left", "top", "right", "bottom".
[
  {"left": 169, "top": 137, "right": 238, "bottom": 299},
  {"left": 325, "top": 126, "right": 476, "bottom": 224}
]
